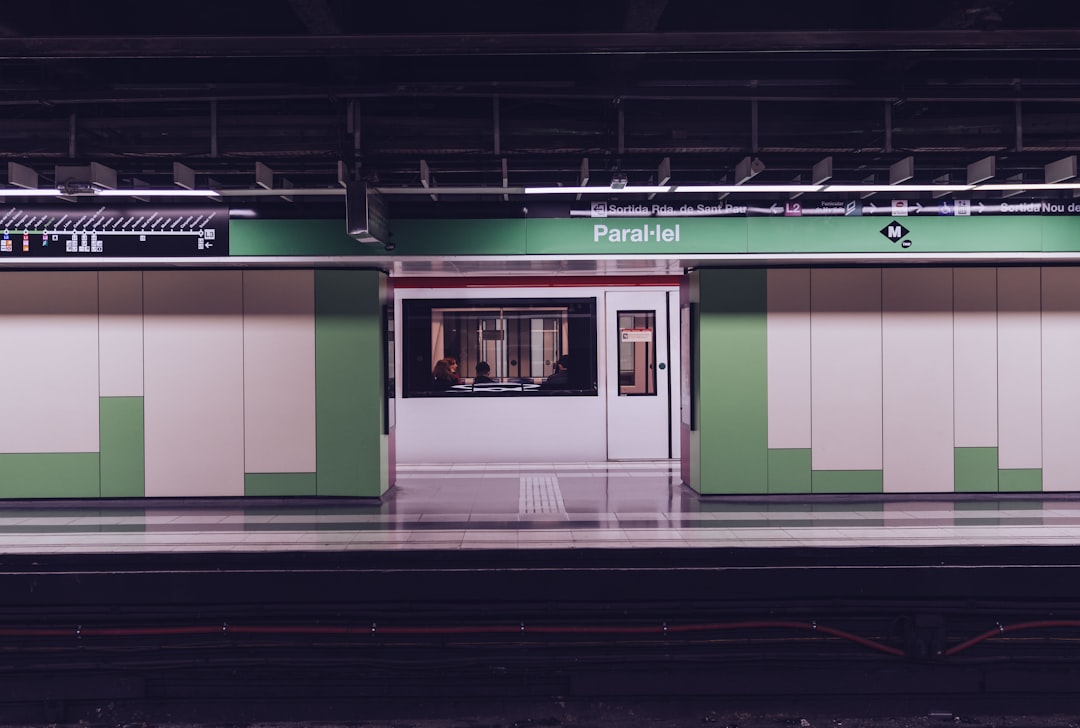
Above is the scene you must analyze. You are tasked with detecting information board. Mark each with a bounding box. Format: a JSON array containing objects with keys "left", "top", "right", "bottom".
[{"left": 0, "top": 206, "right": 228, "bottom": 257}]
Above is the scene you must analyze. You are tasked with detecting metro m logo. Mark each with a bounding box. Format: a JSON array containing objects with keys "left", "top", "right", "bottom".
[{"left": 880, "top": 221, "right": 911, "bottom": 243}]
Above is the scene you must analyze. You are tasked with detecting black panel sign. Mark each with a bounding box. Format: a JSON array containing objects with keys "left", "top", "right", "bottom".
[
  {"left": 0, "top": 206, "right": 228, "bottom": 257},
  {"left": 529, "top": 198, "right": 1080, "bottom": 219}
]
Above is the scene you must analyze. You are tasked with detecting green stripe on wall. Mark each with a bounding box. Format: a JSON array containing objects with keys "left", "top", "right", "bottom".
[
  {"left": 999, "top": 468, "right": 1042, "bottom": 492},
  {"left": 0, "top": 453, "right": 100, "bottom": 498},
  {"left": 100, "top": 397, "right": 144, "bottom": 498},
  {"left": 315, "top": 270, "right": 388, "bottom": 497},
  {"left": 954, "top": 447, "right": 998, "bottom": 492},
  {"left": 695, "top": 268, "right": 768, "bottom": 493},
  {"left": 811, "top": 470, "right": 884, "bottom": 493},
  {"left": 768, "top": 448, "right": 812, "bottom": 493},
  {"left": 245, "top": 473, "right": 318, "bottom": 496},
  {"left": 230, "top": 219, "right": 377, "bottom": 257}
]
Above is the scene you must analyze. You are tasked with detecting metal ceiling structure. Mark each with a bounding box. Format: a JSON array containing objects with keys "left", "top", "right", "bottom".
[{"left": 3, "top": 0, "right": 1080, "bottom": 217}]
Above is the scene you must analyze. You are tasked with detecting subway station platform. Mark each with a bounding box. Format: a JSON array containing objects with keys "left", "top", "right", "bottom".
[
  {"left": 0, "top": 460, "right": 1077, "bottom": 553},
  {"left": 5, "top": 462, "right": 1080, "bottom": 724}
]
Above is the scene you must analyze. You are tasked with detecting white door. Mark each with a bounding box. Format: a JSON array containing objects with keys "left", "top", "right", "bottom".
[{"left": 605, "top": 290, "right": 673, "bottom": 460}]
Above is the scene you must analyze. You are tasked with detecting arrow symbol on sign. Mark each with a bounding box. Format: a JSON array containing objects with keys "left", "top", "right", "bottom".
[
  {"left": 865, "top": 202, "right": 877, "bottom": 212},
  {"left": 978, "top": 202, "right": 986, "bottom": 212},
  {"left": 770, "top": 204, "right": 781, "bottom": 214},
  {"left": 914, "top": 203, "right": 924, "bottom": 213}
]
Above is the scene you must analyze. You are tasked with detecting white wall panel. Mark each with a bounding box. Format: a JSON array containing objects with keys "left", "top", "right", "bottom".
[
  {"left": 810, "top": 269, "right": 882, "bottom": 470},
  {"left": 0, "top": 272, "right": 99, "bottom": 453},
  {"left": 1042, "top": 267, "right": 1080, "bottom": 490},
  {"left": 997, "top": 267, "right": 1042, "bottom": 469},
  {"left": 98, "top": 271, "right": 144, "bottom": 396},
  {"left": 144, "top": 271, "right": 244, "bottom": 496},
  {"left": 767, "top": 268, "right": 811, "bottom": 449},
  {"left": 243, "top": 270, "right": 316, "bottom": 473},
  {"left": 882, "top": 269, "right": 954, "bottom": 492},
  {"left": 953, "top": 268, "right": 998, "bottom": 447},
  {"left": 396, "top": 396, "right": 608, "bottom": 462}
]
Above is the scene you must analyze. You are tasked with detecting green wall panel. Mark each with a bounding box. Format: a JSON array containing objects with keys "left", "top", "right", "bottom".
[
  {"left": 811, "top": 470, "right": 884, "bottom": 494},
  {"left": 227, "top": 215, "right": 1080, "bottom": 259},
  {"left": 230, "top": 219, "right": 378, "bottom": 257},
  {"left": 245, "top": 473, "right": 318, "bottom": 496},
  {"left": 315, "top": 270, "right": 388, "bottom": 497},
  {"left": 99, "top": 397, "right": 145, "bottom": 498},
  {"left": 1041, "top": 215, "right": 1080, "bottom": 251},
  {"left": 748, "top": 216, "right": 1046, "bottom": 254},
  {"left": 0, "top": 453, "right": 100, "bottom": 498},
  {"left": 390, "top": 219, "right": 527, "bottom": 255},
  {"left": 692, "top": 268, "right": 768, "bottom": 494},
  {"left": 999, "top": 468, "right": 1043, "bottom": 492},
  {"left": 954, "top": 447, "right": 998, "bottom": 493},
  {"left": 768, "top": 449, "right": 812, "bottom": 493}
]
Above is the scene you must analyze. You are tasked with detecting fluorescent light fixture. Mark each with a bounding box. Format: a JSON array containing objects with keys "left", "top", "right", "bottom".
[
  {"left": 675, "top": 184, "right": 824, "bottom": 193},
  {"left": 976, "top": 182, "right": 1080, "bottom": 190},
  {"left": 824, "top": 184, "right": 974, "bottom": 193},
  {"left": 96, "top": 188, "right": 221, "bottom": 197},
  {"left": 0, "top": 188, "right": 64, "bottom": 197},
  {"left": 524, "top": 185, "right": 672, "bottom": 195},
  {"left": 1, "top": 186, "right": 64, "bottom": 195}
]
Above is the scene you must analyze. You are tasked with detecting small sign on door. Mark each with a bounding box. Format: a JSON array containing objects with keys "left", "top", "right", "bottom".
[{"left": 620, "top": 328, "right": 653, "bottom": 342}]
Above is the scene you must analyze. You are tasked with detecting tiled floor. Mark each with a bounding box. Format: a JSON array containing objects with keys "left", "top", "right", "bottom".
[{"left": 0, "top": 461, "right": 1079, "bottom": 554}]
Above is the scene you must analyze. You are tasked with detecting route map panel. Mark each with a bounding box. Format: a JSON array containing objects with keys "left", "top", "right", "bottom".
[{"left": 0, "top": 206, "right": 227, "bottom": 257}]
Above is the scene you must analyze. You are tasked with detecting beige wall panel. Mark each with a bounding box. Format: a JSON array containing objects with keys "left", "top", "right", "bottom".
[
  {"left": 997, "top": 267, "right": 1042, "bottom": 469},
  {"left": 144, "top": 271, "right": 245, "bottom": 496},
  {"left": 0, "top": 272, "right": 99, "bottom": 453},
  {"left": 953, "top": 268, "right": 998, "bottom": 447},
  {"left": 1042, "top": 267, "right": 1080, "bottom": 490},
  {"left": 767, "top": 268, "right": 811, "bottom": 449},
  {"left": 882, "top": 269, "right": 954, "bottom": 492},
  {"left": 243, "top": 270, "right": 316, "bottom": 473},
  {"left": 98, "top": 271, "right": 144, "bottom": 396},
  {"left": 810, "top": 269, "right": 882, "bottom": 470}
]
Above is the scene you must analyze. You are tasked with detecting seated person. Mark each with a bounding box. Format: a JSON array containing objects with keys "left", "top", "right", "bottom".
[
  {"left": 540, "top": 355, "right": 572, "bottom": 390},
  {"left": 431, "top": 357, "right": 460, "bottom": 389},
  {"left": 473, "top": 361, "right": 495, "bottom": 384}
]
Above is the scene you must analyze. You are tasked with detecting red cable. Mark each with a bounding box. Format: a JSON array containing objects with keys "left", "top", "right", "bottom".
[
  {"left": 945, "top": 619, "right": 1080, "bottom": 656},
  {"left": 0, "top": 619, "right": 904, "bottom": 656}
]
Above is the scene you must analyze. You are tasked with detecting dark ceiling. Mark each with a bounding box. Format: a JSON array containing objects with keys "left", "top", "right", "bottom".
[{"left": 3, "top": 0, "right": 1080, "bottom": 216}]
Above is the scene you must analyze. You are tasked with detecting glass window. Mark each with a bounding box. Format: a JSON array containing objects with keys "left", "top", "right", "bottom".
[
  {"left": 616, "top": 311, "right": 656, "bottom": 396},
  {"left": 402, "top": 297, "right": 598, "bottom": 397}
]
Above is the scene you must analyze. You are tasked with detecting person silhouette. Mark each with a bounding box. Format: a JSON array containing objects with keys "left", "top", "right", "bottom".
[
  {"left": 540, "top": 355, "right": 572, "bottom": 390},
  {"left": 473, "top": 361, "right": 495, "bottom": 384},
  {"left": 431, "top": 357, "right": 460, "bottom": 389}
]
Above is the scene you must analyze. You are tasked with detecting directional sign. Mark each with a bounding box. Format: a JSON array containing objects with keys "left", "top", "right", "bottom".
[
  {"left": 541, "top": 198, "right": 1080, "bottom": 219},
  {"left": 0, "top": 205, "right": 228, "bottom": 257}
]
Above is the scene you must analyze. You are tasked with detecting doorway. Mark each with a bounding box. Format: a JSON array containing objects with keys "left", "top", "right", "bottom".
[{"left": 605, "top": 290, "right": 677, "bottom": 460}]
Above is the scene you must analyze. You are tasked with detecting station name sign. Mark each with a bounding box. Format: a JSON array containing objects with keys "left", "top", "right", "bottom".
[{"left": 593, "top": 222, "right": 680, "bottom": 243}]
